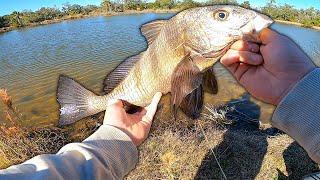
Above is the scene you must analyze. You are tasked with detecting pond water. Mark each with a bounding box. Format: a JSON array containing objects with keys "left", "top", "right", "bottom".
[{"left": 0, "top": 13, "right": 319, "bottom": 126}]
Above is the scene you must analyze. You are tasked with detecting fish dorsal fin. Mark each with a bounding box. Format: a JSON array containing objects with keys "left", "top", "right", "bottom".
[
  {"left": 103, "top": 54, "right": 142, "bottom": 94},
  {"left": 141, "top": 20, "right": 167, "bottom": 45}
]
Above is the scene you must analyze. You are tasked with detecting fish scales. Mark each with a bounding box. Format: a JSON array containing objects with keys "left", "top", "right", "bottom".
[{"left": 56, "top": 5, "right": 273, "bottom": 125}]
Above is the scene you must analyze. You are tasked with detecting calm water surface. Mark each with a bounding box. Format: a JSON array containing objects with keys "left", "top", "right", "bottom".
[{"left": 0, "top": 13, "right": 319, "bottom": 126}]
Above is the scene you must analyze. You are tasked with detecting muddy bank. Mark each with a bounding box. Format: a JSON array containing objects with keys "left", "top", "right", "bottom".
[
  {"left": 0, "top": 9, "right": 179, "bottom": 34},
  {"left": 2, "top": 9, "right": 319, "bottom": 35},
  {"left": 275, "top": 20, "right": 320, "bottom": 30}
]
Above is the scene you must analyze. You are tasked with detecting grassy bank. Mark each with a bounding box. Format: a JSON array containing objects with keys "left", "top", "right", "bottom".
[
  {"left": 0, "top": 14, "right": 85, "bottom": 34},
  {"left": 1, "top": 7, "right": 320, "bottom": 35},
  {"left": 275, "top": 20, "right": 320, "bottom": 30},
  {"left": 1, "top": 83, "right": 319, "bottom": 179},
  {"left": 0, "top": 9, "right": 178, "bottom": 34}
]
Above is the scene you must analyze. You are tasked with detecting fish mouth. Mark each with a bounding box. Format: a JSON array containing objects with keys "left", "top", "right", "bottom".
[
  {"left": 240, "top": 14, "right": 274, "bottom": 42},
  {"left": 200, "top": 14, "right": 273, "bottom": 59}
]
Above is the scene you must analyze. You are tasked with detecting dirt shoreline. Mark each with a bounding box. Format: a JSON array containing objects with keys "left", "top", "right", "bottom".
[
  {"left": 0, "top": 9, "right": 179, "bottom": 34},
  {"left": 275, "top": 19, "right": 320, "bottom": 30},
  {"left": 1, "top": 10, "right": 319, "bottom": 34}
]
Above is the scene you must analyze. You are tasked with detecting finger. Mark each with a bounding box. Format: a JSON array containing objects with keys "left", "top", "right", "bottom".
[
  {"left": 259, "top": 28, "right": 279, "bottom": 45},
  {"left": 221, "top": 49, "right": 263, "bottom": 67},
  {"left": 224, "top": 63, "right": 239, "bottom": 74},
  {"left": 144, "top": 92, "right": 162, "bottom": 123},
  {"left": 230, "top": 40, "right": 260, "bottom": 53},
  {"left": 233, "top": 63, "right": 251, "bottom": 82}
]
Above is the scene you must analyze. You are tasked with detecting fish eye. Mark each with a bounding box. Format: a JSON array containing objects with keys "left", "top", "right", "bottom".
[
  {"left": 214, "top": 10, "right": 229, "bottom": 21},
  {"left": 219, "top": 12, "right": 225, "bottom": 19}
]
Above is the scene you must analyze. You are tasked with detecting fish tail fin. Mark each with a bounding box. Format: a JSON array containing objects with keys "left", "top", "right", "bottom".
[{"left": 57, "top": 75, "right": 101, "bottom": 125}]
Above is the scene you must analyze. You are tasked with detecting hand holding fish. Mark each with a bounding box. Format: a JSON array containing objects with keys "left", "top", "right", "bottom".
[
  {"left": 57, "top": 5, "right": 274, "bottom": 125},
  {"left": 221, "top": 28, "right": 315, "bottom": 105},
  {"left": 103, "top": 92, "right": 162, "bottom": 146}
]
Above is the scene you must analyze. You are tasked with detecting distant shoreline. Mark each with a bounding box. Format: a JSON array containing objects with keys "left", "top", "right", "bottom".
[
  {"left": 0, "top": 9, "right": 178, "bottom": 34},
  {"left": 275, "top": 19, "right": 320, "bottom": 30},
  {"left": 1, "top": 9, "right": 319, "bottom": 34}
]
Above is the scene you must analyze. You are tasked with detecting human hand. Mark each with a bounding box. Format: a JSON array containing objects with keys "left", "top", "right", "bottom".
[
  {"left": 220, "top": 28, "right": 315, "bottom": 105},
  {"left": 103, "top": 92, "right": 162, "bottom": 146}
]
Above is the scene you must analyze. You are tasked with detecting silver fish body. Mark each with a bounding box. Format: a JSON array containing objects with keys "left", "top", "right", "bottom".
[{"left": 57, "top": 5, "right": 273, "bottom": 125}]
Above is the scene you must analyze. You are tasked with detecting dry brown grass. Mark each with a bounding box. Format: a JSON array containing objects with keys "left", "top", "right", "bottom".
[
  {"left": 0, "top": 89, "right": 70, "bottom": 168},
  {"left": 126, "top": 94, "right": 320, "bottom": 180},
  {"left": 0, "top": 89, "right": 319, "bottom": 179}
]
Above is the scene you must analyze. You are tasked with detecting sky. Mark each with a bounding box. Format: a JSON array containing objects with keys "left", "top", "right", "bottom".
[{"left": 0, "top": 0, "right": 319, "bottom": 16}]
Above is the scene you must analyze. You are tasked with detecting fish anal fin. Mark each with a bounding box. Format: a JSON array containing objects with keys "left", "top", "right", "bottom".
[
  {"left": 203, "top": 67, "right": 218, "bottom": 94},
  {"left": 103, "top": 54, "right": 142, "bottom": 94},
  {"left": 141, "top": 20, "right": 167, "bottom": 45},
  {"left": 171, "top": 55, "right": 204, "bottom": 119}
]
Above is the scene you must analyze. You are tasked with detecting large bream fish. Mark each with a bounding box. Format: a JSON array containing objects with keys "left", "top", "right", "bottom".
[{"left": 57, "top": 5, "right": 273, "bottom": 125}]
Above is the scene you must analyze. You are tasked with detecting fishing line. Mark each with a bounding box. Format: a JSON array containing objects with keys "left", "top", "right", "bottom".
[{"left": 198, "top": 122, "right": 227, "bottom": 180}]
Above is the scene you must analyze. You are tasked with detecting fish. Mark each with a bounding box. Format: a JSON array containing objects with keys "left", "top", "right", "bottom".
[{"left": 57, "top": 5, "right": 273, "bottom": 125}]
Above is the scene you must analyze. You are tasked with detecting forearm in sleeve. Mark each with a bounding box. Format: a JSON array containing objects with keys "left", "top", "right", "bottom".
[
  {"left": 0, "top": 125, "right": 138, "bottom": 180},
  {"left": 272, "top": 68, "right": 320, "bottom": 163}
]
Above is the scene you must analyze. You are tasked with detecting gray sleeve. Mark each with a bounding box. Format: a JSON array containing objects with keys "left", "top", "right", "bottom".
[
  {"left": 0, "top": 125, "right": 138, "bottom": 180},
  {"left": 272, "top": 68, "right": 320, "bottom": 163}
]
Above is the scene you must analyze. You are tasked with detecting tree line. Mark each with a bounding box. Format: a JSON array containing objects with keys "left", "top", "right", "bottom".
[
  {"left": 0, "top": 0, "right": 319, "bottom": 29},
  {"left": 260, "top": 1, "right": 320, "bottom": 27},
  {"left": 0, "top": 4, "right": 99, "bottom": 28}
]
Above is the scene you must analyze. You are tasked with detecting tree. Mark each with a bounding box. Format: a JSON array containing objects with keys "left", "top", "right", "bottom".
[
  {"left": 278, "top": 4, "right": 297, "bottom": 21},
  {"left": 83, "top": 5, "right": 99, "bottom": 14},
  {"left": 124, "top": 0, "right": 139, "bottom": 10},
  {"left": 1, "top": 15, "right": 10, "bottom": 27},
  {"left": 177, "top": 0, "right": 199, "bottom": 10},
  {"left": 113, "top": 0, "right": 125, "bottom": 12},
  {"left": 241, "top": 1, "right": 251, "bottom": 9},
  {"left": 36, "top": 7, "right": 60, "bottom": 20},
  {"left": 262, "top": 0, "right": 278, "bottom": 17},
  {"left": 298, "top": 7, "right": 320, "bottom": 27},
  {"left": 9, "top": 11, "right": 23, "bottom": 27},
  {"left": 269, "top": 0, "right": 276, "bottom": 4},
  {"left": 62, "top": 3, "right": 84, "bottom": 15},
  {"left": 154, "top": 0, "right": 175, "bottom": 9},
  {"left": 0, "top": 16, "right": 5, "bottom": 28},
  {"left": 208, "top": 0, "right": 237, "bottom": 5},
  {"left": 101, "top": 0, "right": 114, "bottom": 12}
]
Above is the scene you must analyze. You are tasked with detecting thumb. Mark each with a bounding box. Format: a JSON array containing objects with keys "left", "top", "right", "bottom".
[
  {"left": 259, "top": 28, "right": 279, "bottom": 45},
  {"left": 105, "top": 99, "right": 124, "bottom": 120},
  {"left": 144, "top": 92, "right": 162, "bottom": 123}
]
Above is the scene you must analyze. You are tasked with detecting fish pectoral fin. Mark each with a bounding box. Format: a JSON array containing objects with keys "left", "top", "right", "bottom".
[
  {"left": 141, "top": 20, "right": 167, "bottom": 45},
  {"left": 203, "top": 67, "right": 218, "bottom": 94},
  {"left": 171, "top": 55, "right": 204, "bottom": 119}
]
